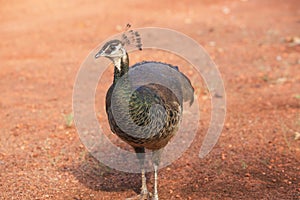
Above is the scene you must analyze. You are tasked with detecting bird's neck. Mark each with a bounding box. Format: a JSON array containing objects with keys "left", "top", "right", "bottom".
[{"left": 113, "top": 53, "right": 129, "bottom": 85}]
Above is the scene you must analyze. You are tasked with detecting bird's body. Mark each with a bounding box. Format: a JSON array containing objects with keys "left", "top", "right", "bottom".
[
  {"left": 95, "top": 37, "right": 194, "bottom": 200},
  {"left": 106, "top": 60, "right": 191, "bottom": 150}
]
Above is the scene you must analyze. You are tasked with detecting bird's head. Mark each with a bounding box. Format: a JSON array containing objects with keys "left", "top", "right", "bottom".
[
  {"left": 94, "top": 27, "right": 142, "bottom": 71},
  {"left": 95, "top": 39, "right": 127, "bottom": 71},
  {"left": 95, "top": 39, "right": 126, "bottom": 60}
]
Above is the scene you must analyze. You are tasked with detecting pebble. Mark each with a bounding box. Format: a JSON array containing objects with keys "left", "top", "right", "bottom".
[
  {"left": 285, "top": 36, "right": 300, "bottom": 46},
  {"left": 115, "top": 25, "right": 122, "bottom": 31},
  {"left": 221, "top": 153, "right": 226, "bottom": 160},
  {"left": 294, "top": 132, "right": 300, "bottom": 140},
  {"left": 184, "top": 18, "right": 192, "bottom": 24},
  {"left": 225, "top": 123, "right": 230, "bottom": 129},
  {"left": 217, "top": 48, "right": 224, "bottom": 53},
  {"left": 222, "top": 7, "right": 231, "bottom": 15},
  {"left": 209, "top": 41, "right": 216, "bottom": 46},
  {"left": 276, "top": 55, "right": 282, "bottom": 61}
]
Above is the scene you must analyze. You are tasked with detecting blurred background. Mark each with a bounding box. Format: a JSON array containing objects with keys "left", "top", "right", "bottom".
[{"left": 0, "top": 0, "right": 299, "bottom": 199}]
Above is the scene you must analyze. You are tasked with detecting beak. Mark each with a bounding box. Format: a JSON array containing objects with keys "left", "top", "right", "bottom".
[{"left": 95, "top": 50, "right": 104, "bottom": 59}]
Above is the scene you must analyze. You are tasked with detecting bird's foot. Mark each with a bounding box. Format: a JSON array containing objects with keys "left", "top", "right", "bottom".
[
  {"left": 152, "top": 194, "right": 158, "bottom": 200},
  {"left": 126, "top": 191, "right": 152, "bottom": 200}
]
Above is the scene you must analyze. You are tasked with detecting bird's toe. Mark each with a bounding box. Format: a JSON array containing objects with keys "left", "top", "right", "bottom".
[
  {"left": 126, "top": 192, "right": 152, "bottom": 200},
  {"left": 152, "top": 194, "right": 159, "bottom": 200}
]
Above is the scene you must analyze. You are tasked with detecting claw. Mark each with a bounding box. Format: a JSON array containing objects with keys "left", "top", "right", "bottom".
[
  {"left": 152, "top": 193, "right": 158, "bottom": 200},
  {"left": 126, "top": 192, "right": 152, "bottom": 200}
]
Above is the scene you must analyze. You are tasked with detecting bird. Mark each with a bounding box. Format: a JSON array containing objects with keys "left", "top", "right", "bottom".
[{"left": 95, "top": 29, "right": 194, "bottom": 200}]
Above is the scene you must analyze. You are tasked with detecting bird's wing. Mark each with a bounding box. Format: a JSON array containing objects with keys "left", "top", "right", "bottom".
[{"left": 129, "top": 61, "right": 194, "bottom": 106}]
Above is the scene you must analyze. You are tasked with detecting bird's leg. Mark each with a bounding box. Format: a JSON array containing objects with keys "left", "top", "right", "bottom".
[
  {"left": 136, "top": 147, "right": 149, "bottom": 196},
  {"left": 141, "top": 167, "right": 148, "bottom": 195},
  {"left": 153, "top": 163, "right": 159, "bottom": 200},
  {"left": 126, "top": 147, "right": 151, "bottom": 200},
  {"left": 152, "top": 149, "right": 163, "bottom": 200}
]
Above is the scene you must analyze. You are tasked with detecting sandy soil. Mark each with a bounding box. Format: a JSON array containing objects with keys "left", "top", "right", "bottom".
[{"left": 0, "top": 0, "right": 299, "bottom": 199}]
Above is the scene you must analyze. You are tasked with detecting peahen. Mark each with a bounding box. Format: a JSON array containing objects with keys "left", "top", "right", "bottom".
[{"left": 95, "top": 30, "right": 194, "bottom": 200}]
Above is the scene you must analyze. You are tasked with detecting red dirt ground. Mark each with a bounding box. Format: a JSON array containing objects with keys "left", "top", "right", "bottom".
[{"left": 0, "top": 0, "right": 299, "bottom": 199}]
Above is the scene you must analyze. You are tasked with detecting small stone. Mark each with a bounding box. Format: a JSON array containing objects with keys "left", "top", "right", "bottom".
[
  {"left": 221, "top": 153, "right": 226, "bottom": 160},
  {"left": 222, "top": 7, "right": 231, "bottom": 15},
  {"left": 225, "top": 123, "right": 230, "bottom": 128},
  {"left": 276, "top": 55, "right": 282, "bottom": 61},
  {"left": 72, "top": 179, "right": 79, "bottom": 183},
  {"left": 209, "top": 41, "right": 216, "bottom": 46},
  {"left": 32, "top": 153, "right": 38, "bottom": 158},
  {"left": 184, "top": 18, "right": 192, "bottom": 24},
  {"left": 276, "top": 77, "right": 287, "bottom": 84},
  {"left": 115, "top": 25, "right": 122, "bottom": 31},
  {"left": 294, "top": 132, "right": 300, "bottom": 140},
  {"left": 285, "top": 36, "right": 300, "bottom": 46},
  {"left": 202, "top": 95, "right": 209, "bottom": 100},
  {"left": 217, "top": 48, "right": 224, "bottom": 53}
]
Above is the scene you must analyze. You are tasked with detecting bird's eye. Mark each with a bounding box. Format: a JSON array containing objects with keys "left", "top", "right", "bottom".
[
  {"left": 109, "top": 46, "right": 116, "bottom": 51},
  {"left": 105, "top": 45, "right": 116, "bottom": 54}
]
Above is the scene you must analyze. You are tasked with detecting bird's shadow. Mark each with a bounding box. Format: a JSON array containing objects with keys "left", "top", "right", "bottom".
[{"left": 65, "top": 152, "right": 149, "bottom": 194}]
